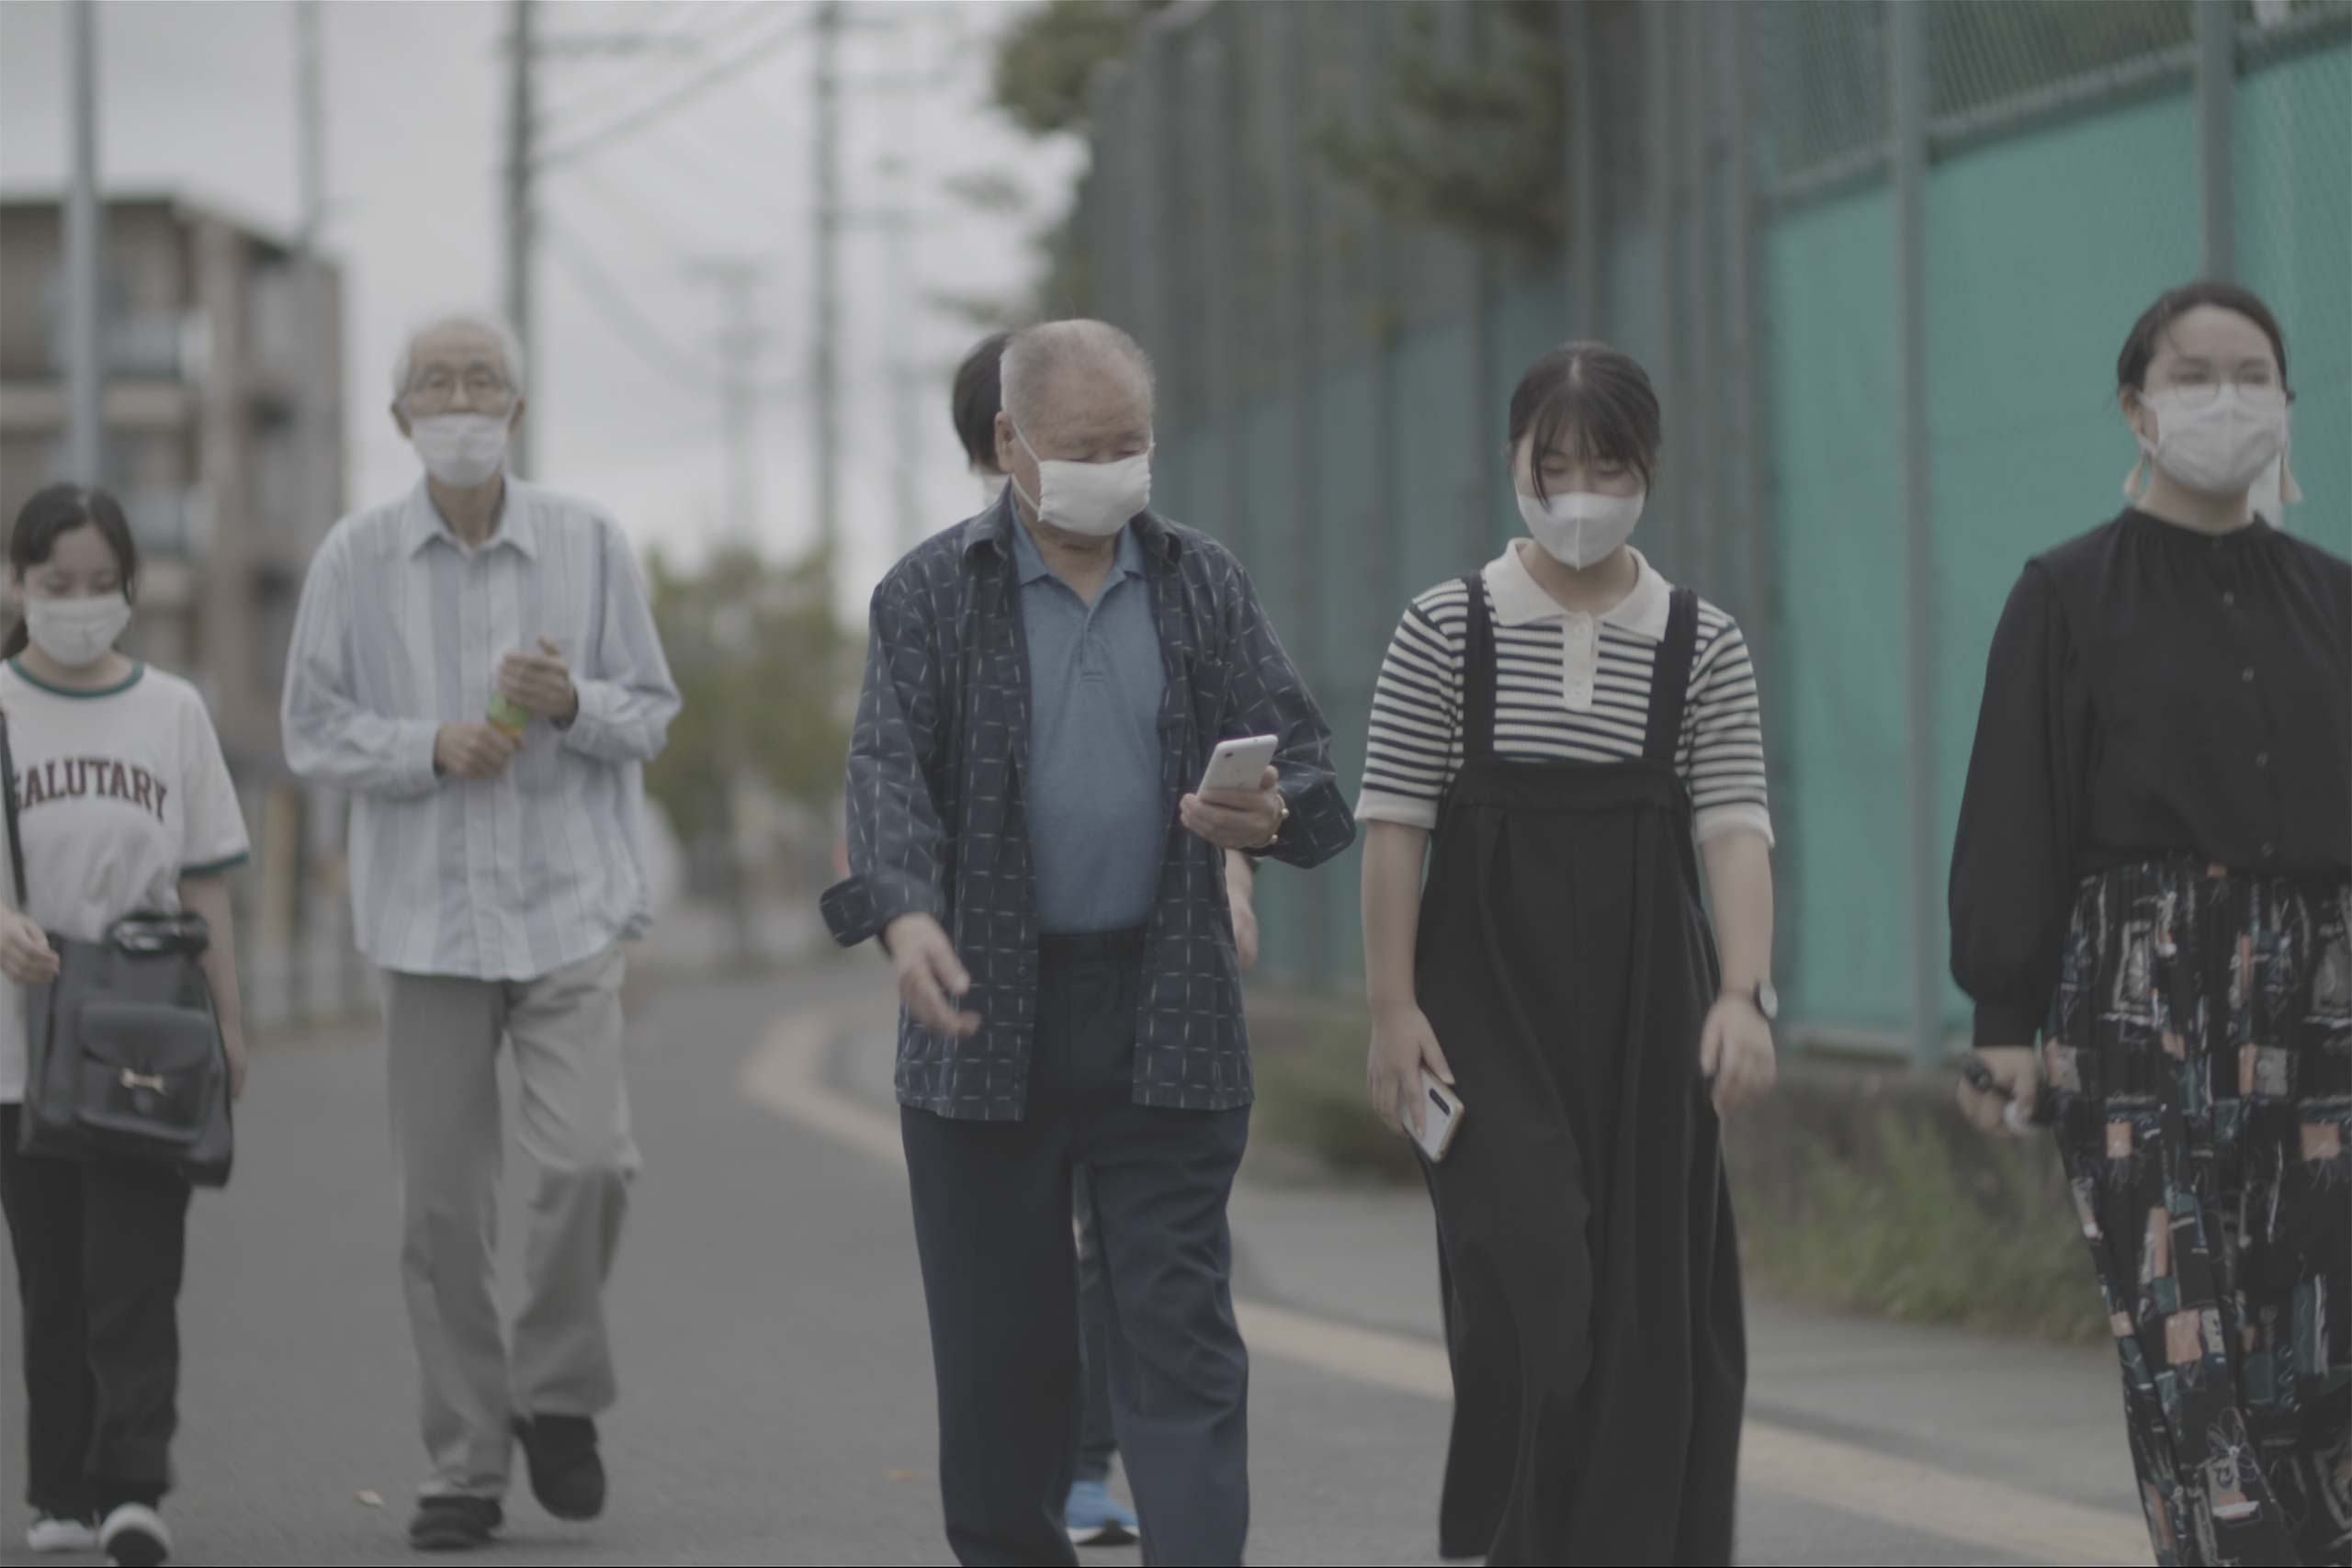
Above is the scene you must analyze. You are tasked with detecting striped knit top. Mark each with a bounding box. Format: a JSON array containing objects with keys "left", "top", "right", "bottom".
[{"left": 1355, "top": 542, "right": 1773, "bottom": 844}]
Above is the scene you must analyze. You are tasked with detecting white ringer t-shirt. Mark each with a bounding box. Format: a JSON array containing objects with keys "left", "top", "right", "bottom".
[{"left": 0, "top": 660, "right": 250, "bottom": 1102}]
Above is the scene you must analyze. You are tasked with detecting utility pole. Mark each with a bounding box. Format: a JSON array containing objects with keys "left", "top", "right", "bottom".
[
  {"left": 64, "top": 0, "right": 103, "bottom": 484},
  {"left": 503, "top": 0, "right": 537, "bottom": 474},
  {"left": 689, "top": 259, "right": 770, "bottom": 544},
  {"left": 686, "top": 257, "right": 772, "bottom": 967},
  {"left": 812, "top": 0, "right": 842, "bottom": 581},
  {"left": 292, "top": 0, "right": 331, "bottom": 1024}
]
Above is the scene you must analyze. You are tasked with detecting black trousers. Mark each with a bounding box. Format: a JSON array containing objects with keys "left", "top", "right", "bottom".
[
  {"left": 902, "top": 931, "right": 1252, "bottom": 1567},
  {"left": 1071, "top": 1165, "right": 1116, "bottom": 1487},
  {"left": 0, "top": 1104, "right": 190, "bottom": 1518}
]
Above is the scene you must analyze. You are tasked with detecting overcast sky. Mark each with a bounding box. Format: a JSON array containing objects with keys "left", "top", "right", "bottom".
[{"left": 0, "top": 0, "right": 1081, "bottom": 610}]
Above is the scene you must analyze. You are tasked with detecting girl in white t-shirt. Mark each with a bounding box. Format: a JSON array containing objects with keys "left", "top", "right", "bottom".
[{"left": 0, "top": 485, "right": 251, "bottom": 1568}]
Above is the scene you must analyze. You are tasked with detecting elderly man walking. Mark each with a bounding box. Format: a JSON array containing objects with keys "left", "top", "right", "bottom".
[
  {"left": 282, "top": 312, "right": 680, "bottom": 1554},
  {"left": 823, "top": 320, "right": 1354, "bottom": 1566}
]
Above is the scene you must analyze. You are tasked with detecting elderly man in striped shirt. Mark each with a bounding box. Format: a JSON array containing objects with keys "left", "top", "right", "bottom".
[{"left": 281, "top": 312, "right": 680, "bottom": 1555}]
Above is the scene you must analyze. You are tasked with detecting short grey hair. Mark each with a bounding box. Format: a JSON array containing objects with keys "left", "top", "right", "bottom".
[
  {"left": 391, "top": 310, "right": 527, "bottom": 400},
  {"left": 1000, "top": 320, "right": 1155, "bottom": 433}
]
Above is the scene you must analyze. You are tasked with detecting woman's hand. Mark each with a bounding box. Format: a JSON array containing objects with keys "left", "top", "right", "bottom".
[
  {"left": 1956, "top": 1046, "right": 2040, "bottom": 1137},
  {"left": 1700, "top": 994, "right": 1777, "bottom": 1114},
  {"left": 1368, "top": 1003, "right": 1454, "bottom": 1138},
  {"left": 222, "top": 1021, "right": 249, "bottom": 1101},
  {"left": 0, "top": 911, "right": 59, "bottom": 987}
]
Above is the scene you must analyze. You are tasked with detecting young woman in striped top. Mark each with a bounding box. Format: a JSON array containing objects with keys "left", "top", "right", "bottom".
[{"left": 1359, "top": 343, "right": 1776, "bottom": 1563}]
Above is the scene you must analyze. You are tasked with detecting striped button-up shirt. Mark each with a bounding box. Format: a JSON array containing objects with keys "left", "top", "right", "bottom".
[{"left": 282, "top": 479, "right": 680, "bottom": 980}]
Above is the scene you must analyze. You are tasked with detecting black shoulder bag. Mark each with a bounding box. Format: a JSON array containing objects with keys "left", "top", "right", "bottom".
[{"left": 5, "top": 711, "right": 233, "bottom": 1186}]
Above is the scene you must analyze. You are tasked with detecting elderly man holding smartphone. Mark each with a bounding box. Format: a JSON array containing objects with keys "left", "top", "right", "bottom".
[{"left": 822, "top": 320, "right": 1352, "bottom": 1567}]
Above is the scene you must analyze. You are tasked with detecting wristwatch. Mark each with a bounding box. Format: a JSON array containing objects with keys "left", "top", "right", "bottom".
[
  {"left": 1251, "top": 794, "right": 1291, "bottom": 853},
  {"left": 1744, "top": 980, "right": 1780, "bottom": 1022}
]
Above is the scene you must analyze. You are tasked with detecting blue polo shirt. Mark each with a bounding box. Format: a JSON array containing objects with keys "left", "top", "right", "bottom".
[{"left": 1013, "top": 519, "right": 1168, "bottom": 935}]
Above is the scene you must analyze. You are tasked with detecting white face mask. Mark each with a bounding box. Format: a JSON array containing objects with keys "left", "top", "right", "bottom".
[
  {"left": 410, "top": 413, "right": 512, "bottom": 489},
  {"left": 1518, "top": 488, "right": 1645, "bottom": 570},
  {"left": 1012, "top": 425, "right": 1151, "bottom": 539},
  {"left": 2128, "top": 385, "right": 2294, "bottom": 502},
  {"left": 24, "top": 592, "right": 132, "bottom": 670}
]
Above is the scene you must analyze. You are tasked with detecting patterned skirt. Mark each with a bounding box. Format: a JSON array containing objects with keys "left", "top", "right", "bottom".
[{"left": 2045, "top": 860, "right": 2352, "bottom": 1565}]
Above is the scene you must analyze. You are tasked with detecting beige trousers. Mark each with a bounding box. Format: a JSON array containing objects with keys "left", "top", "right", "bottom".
[{"left": 383, "top": 945, "right": 638, "bottom": 1499}]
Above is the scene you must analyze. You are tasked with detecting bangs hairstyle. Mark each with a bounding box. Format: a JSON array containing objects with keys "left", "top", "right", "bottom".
[
  {"left": 6, "top": 484, "right": 140, "bottom": 660},
  {"left": 952, "top": 331, "right": 1012, "bottom": 472},
  {"left": 2117, "top": 281, "right": 2293, "bottom": 398},
  {"left": 1508, "top": 342, "right": 1663, "bottom": 501}
]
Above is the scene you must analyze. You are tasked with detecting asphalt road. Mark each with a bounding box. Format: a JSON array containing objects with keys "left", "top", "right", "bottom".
[{"left": 0, "top": 964, "right": 2146, "bottom": 1565}]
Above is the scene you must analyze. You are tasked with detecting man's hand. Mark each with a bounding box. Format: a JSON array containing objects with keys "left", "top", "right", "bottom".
[
  {"left": 1699, "top": 994, "right": 1778, "bottom": 1115},
  {"left": 0, "top": 910, "right": 60, "bottom": 987},
  {"left": 435, "top": 723, "right": 522, "bottom": 782},
  {"left": 1957, "top": 1046, "right": 2040, "bottom": 1138},
  {"left": 498, "top": 637, "right": 580, "bottom": 724},
  {"left": 1182, "top": 766, "right": 1284, "bottom": 853},
  {"left": 885, "top": 913, "right": 981, "bottom": 1039}
]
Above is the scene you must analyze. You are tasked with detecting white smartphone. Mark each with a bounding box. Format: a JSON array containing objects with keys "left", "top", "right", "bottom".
[
  {"left": 1197, "top": 734, "right": 1279, "bottom": 795},
  {"left": 1411, "top": 1071, "right": 1465, "bottom": 1163}
]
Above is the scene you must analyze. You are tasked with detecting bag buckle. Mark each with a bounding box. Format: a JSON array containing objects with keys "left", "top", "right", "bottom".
[{"left": 119, "top": 1068, "right": 167, "bottom": 1093}]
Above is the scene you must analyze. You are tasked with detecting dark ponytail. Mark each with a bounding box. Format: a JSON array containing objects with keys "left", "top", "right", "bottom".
[{"left": 6, "top": 485, "right": 140, "bottom": 660}]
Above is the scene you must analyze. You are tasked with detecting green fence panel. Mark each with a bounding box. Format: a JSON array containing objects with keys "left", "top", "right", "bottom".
[
  {"left": 1768, "top": 187, "right": 1908, "bottom": 1033},
  {"left": 2238, "top": 40, "right": 2352, "bottom": 555}
]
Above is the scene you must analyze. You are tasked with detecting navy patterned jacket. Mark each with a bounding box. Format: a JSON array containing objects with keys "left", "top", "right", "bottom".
[{"left": 820, "top": 491, "right": 1355, "bottom": 1121}]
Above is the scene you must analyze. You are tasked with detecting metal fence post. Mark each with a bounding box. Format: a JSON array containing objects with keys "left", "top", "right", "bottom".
[
  {"left": 1891, "top": 0, "right": 1940, "bottom": 1069},
  {"left": 1273, "top": 0, "right": 1329, "bottom": 984},
  {"left": 2195, "top": 0, "right": 2237, "bottom": 280}
]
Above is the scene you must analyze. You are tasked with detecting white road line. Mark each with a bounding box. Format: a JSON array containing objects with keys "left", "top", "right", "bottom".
[{"left": 741, "top": 1010, "right": 2152, "bottom": 1568}]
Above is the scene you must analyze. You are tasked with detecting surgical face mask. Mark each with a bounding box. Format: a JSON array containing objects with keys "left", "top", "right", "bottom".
[
  {"left": 24, "top": 592, "right": 132, "bottom": 670},
  {"left": 2127, "top": 384, "right": 2296, "bottom": 503},
  {"left": 409, "top": 412, "right": 512, "bottom": 488},
  {"left": 1012, "top": 425, "right": 1151, "bottom": 538},
  {"left": 1518, "top": 487, "right": 1645, "bottom": 570}
]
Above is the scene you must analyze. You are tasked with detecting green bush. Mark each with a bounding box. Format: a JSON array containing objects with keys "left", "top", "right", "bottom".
[
  {"left": 1251, "top": 1003, "right": 1420, "bottom": 1184},
  {"left": 1740, "top": 1109, "right": 2107, "bottom": 1345},
  {"left": 1248, "top": 992, "right": 2107, "bottom": 1344}
]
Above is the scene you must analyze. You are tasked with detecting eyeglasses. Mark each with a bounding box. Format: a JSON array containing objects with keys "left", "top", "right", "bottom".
[
  {"left": 403, "top": 367, "right": 515, "bottom": 414},
  {"left": 2154, "top": 377, "right": 2288, "bottom": 411}
]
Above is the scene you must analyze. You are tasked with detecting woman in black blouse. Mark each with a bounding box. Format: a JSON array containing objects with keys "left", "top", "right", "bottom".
[{"left": 1951, "top": 282, "right": 2350, "bottom": 1567}]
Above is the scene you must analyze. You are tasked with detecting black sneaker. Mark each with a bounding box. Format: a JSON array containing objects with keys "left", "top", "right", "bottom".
[
  {"left": 513, "top": 1414, "right": 606, "bottom": 1521},
  {"left": 408, "top": 1496, "right": 502, "bottom": 1552},
  {"left": 98, "top": 1505, "right": 171, "bottom": 1568}
]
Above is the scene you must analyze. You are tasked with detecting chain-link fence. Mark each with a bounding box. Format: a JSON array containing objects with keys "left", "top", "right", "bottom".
[{"left": 1080, "top": 0, "right": 2352, "bottom": 1059}]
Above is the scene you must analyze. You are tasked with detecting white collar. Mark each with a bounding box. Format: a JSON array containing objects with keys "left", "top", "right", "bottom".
[{"left": 1484, "top": 539, "right": 1672, "bottom": 638}]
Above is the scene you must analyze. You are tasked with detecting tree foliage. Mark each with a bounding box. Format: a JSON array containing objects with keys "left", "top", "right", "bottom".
[
  {"left": 989, "top": 0, "right": 1172, "bottom": 137},
  {"left": 644, "top": 544, "right": 853, "bottom": 852},
  {"left": 1313, "top": 1, "right": 1566, "bottom": 254}
]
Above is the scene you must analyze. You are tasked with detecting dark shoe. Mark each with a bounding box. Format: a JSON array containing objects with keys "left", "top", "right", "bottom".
[
  {"left": 98, "top": 1505, "right": 171, "bottom": 1568},
  {"left": 408, "top": 1496, "right": 502, "bottom": 1552},
  {"left": 513, "top": 1414, "right": 606, "bottom": 1521}
]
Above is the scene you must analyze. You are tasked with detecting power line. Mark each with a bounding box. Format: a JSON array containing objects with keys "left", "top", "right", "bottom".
[
  {"left": 530, "top": 2, "right": 755, "bottom": 144},
  {"left": 543, "top": 216, "right": 802, "bottom": 401},
  {"left": 530, "top": 6, "right": 807, "bottom": 174}
]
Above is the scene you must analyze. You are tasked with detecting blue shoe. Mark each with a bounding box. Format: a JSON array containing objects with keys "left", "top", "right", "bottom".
[{"left": 1064, "top": 1478, "right": 1139, "bottom": 1547}]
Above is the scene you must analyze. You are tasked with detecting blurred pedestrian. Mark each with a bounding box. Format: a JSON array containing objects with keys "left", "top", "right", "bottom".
[
  {"left": 1358, "top": 343, "right": 1773, "bottom": 1563},
  {"left": 950, "top": 330, "right": 1268, "bottom": 1549},
  {"left": 827, "top": 320, "right": 1352, "bottom": 1566},
  {"left": 1953, "top": 283, "right": 2348, "bottom": 1567},
  {"left": 0, "top": 484, "right": 253, "bottom": 1568},
  {"left": 281, "top": 312, "right": 681, "bottom": 1554}
]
